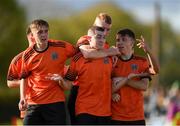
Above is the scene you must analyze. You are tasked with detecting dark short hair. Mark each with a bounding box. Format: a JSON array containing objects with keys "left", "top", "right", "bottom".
[{"left": 117, "top": 29, "right": 135, "bottom": 40}]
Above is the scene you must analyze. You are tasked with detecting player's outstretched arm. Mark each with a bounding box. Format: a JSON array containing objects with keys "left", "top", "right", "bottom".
[
  {"left": 136, "top": 35, "right": 160, "bottom": 74},
  {"left": 80, "top": 45, "right": 120, "bottom": 59}
]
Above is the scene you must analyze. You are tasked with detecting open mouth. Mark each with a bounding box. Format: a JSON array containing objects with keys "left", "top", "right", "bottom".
[
  {"left": 118, "top": 46, "right": 124, "bottom": 49},
  {"left": 41, "top": 38, "right": 47, "bottom": 41}
]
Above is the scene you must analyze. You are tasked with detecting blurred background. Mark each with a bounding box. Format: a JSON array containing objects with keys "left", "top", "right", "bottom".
[{"left": 0, "top": 0, "right": 179, "bottom": 125}]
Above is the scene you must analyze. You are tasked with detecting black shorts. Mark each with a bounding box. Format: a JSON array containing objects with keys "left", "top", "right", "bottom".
[
  {"left": 111, "top": 119, "right": 146, "bottom": 125},
  {"left": 76, "top": 113, "right": 111, "bottom": 125},
  {"left": 23, "top": 101, "right": 66, "bottom": 125}
]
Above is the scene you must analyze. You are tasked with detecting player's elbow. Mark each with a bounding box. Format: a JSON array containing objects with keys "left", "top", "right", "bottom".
[
  {"left": 7, "top": 80, "right": 19, "bottom": 88},
  {"left": 150, "top": 65, "right": 160, "bottom": 75},
  {"left": 7, "top": 81, "right": 13, "bottom": 88},
  {"left": 142, "top": 82, "right": 149, "bottom": 91},
  {"left": 155, "top": 66, "right": 160, "bottom": 74}
]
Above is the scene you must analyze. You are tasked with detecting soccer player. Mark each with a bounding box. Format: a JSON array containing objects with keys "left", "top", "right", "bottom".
[
  {"left": 111, "top": 29, "right": 153, "bottom": 125},
  {"left": 77, "top": 12, "right": 119, "bottom": 58},
  {"left": 67, "top": 26, "right": 112, "bottom": 125},
  {"left": 48, "top": 26, "right": 113, "bottom": 125},
  {"left": 19, "top": 19, "right": 76, "bottom": 125},
  {"left": 67, "top": 12, "right": 119, "bottom": 125},
  {"left": 7, "top": 27, "right": 34, "bottom": 119}
]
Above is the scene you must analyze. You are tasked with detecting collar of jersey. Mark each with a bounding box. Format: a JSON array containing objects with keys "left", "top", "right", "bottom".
[{"left": 33, "top": 42, "right": 49, "bottom": 53}]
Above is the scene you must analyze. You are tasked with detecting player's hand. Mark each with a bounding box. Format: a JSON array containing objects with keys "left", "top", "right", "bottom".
[
  {"left": 136, "top": 35, "right": 150, "bottom": 53},
  {"left": 18, "top": 99, "right": 27, "bottom": 111},
  {"left": 45, "top": 73, "right": 63, "bottom": 81},
  {"left": 108, "top": 46, "right": 120, "bottom": 56},
  {"left": 112, "top": 93, "right": 120, "bottom": 102},
  {"left": 112, "top": 56, "right": 118, "bottom": 67},
  {"left": 76, "top": 35, "right": 91, "bottom": 47},
  {"left": 45, "top": 73, "right": 65, "bottom": 88}
]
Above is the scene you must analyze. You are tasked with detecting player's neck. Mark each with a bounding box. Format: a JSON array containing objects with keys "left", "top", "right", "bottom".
[
  {"left": 121, "top": 52, "right": 133, "bottom": 60},
  {"left": 121, "top": 54, "right": 132, "bottom": 60},
  {"left": 35, "top": 41, "right": 48, "bottom": 52}
]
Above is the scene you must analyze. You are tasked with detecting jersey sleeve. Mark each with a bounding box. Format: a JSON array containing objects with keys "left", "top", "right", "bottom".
[
  {"left": 20, "top": 51, "right": 31, "bottom": 79},
  {"left": 76, "top": 35, "right": 91, "bottom": 47},
  {"left": 65, "top": 42, "right": 76, "bottom": 58},
  {"left": 142, "top": 59, "right": 150, "bottom": 72},
  {"left": 140, "top": 59, "right": 152, "bottom": 81},
  {"left": 7, "top": 61, "right": 19, "bottom": 80},
  {"left": 7, "top": 53, "right": 23, "bottom": 80},
  {"left": 64, "top": 58, "right": 78, "bottom": 81}
]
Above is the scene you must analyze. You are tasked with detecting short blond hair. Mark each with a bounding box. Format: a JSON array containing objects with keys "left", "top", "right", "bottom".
[{"left": 93, "top": 13, "right": 112, "bottom": 25}]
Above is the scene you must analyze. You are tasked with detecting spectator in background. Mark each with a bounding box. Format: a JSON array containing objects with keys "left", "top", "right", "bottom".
[{"left": 165, "top": 82, "right": 180, "bottom": 126}]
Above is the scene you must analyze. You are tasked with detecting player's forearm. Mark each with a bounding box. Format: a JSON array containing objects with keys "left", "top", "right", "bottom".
[
  {"left": 7, "top": 80, "right": 20, "bottom": 88},
  {"left": 127, "top": 79, "right": 149, "bottom": 91},
  {"left": 59, "top": 79, "right": 72, "bottom": 90},
  {"left": 80, "top": 45, "right": 120, "bottom": 59},
  {"left": 20, "top": 79, "right": 26, "bottom": 100},
  {"left": 146, "top": 51, "right": 160, "bottom": 74},
  {"left": 80, "top": 47, "right": 107, "bottom": 59},
  {"left": 112, "top": 77, "right": 128, "bottom": 93}
]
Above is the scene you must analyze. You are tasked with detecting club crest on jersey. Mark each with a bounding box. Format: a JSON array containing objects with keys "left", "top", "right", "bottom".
[
  {"left": 51, "top": 52, "right": 58, "bottom": 60},
  {"left": 131, "top": 64, "right": 138, "bottom": 71},
  {"left": 104, "top": 57, "right": 109, "bottom": 64}
]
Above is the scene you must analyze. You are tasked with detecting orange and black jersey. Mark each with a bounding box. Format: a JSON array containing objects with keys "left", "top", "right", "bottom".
[
  {"left": 73, "top": 35, "right": 110, "bottom": 86},
  {"left": 21, "top": 40, "right": 76, "bottom": 105},
  {"left": 65, "top": 52, "right": 112, "bottom": 116},
  {"left": 111, "top": 55, "right": 151, "bottom": 121},
  {"left": 7, "top": 52, "right": 24, "bottom": 81}
]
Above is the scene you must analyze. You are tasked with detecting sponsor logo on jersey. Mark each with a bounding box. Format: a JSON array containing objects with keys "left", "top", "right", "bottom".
[
  {"left": 131, "top": 64, "right": 138, "bottom": 71},
  {"left": 104, "top": 57, "right": 109, "bottom": 64},
  {"left": 51, "top": 52, "right": 58, "bottom": 60}
]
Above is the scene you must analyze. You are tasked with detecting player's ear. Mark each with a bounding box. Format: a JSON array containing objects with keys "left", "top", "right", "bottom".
[
  {"left": 30, "top": 32, "right": 33, "bottom": 36},
  {"left": 131, "top": 38, "right": 135, "bottom": 49}
]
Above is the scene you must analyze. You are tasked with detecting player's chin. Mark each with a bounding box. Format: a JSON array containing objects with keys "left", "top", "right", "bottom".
[
  {"left": 97, "top": 44, "right": 104, "bottom": 49},
  {"left": 97, "top": 46, "right": 103, "bottom": 50}
]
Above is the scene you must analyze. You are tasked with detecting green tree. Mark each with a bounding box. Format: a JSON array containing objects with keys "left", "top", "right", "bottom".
[
  {"left": 0, "top": 0, "right": 26, "bottom": 124},
  {"left": 0, "top": 0, "right": 26, "bottom": 88}
]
